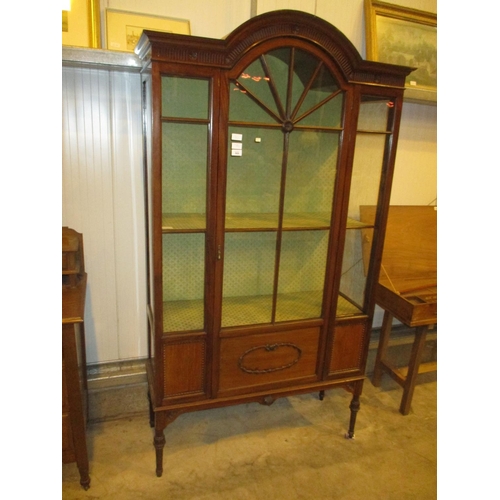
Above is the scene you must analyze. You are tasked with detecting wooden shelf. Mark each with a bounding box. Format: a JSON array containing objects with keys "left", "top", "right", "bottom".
[
  {"left": 162, "top": 213, "right": 372, "bottom": 233},
  {"left": 336, "top": 295, "right": 364, "bottom": 317},
  {"left": 162, "top": 291, "right": 363, "bottom": 332},
  {"left": 162, "top": 213, "right": 206, "bottom": 232},
  {"left": 346, "top": 218, "right": 373, "bottom": 230}
]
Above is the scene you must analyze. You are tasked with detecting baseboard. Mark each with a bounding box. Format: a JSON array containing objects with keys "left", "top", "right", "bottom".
[{"left": 87, "top": 358, "right": 149, "bottom": 422}]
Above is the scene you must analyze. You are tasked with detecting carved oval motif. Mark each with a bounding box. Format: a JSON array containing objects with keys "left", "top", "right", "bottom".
[{"left": 238, "top": 342, "right": 302, "bottom": 375}]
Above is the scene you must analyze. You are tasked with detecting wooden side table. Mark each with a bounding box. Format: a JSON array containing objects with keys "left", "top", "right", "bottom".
[
  {"left": 360, "top": 206, "right": 437, "bottom": 415},
  {"left": 62, "top": 228, "right": 90, "bottom": 489},
  {"left": 372, "top": 299, "right": 436, "bottom": 415}
]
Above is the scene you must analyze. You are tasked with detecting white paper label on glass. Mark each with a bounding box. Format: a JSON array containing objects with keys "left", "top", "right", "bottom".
[
  {"left": 231, "top": 150, "right": 242, "bottom": 156},
  {"left": 231, "top": 133, "right": 243, "bottom": 141},
  {"left": 231, "top": 142, "right": 242, "bottom": 150}
]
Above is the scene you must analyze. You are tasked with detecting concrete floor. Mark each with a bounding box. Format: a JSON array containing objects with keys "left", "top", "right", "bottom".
[{"left": 62, "top": 335, "right": 437, "bottom": 499}]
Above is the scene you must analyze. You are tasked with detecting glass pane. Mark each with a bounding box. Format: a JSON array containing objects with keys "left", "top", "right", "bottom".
[
  {"left": 161, "top": 76, "right": 209, "bottom": 119},
  {"left": 297, "top": 93, "right": 343, "bottom": 128},
  {"left": 225, "top": 45, "right": 345, "bottom": 327},
  {"left": 275, "top": 230, "right": 328, "bottom": 321},
  {"left": 162, "top": 123, "right": 207, "bottom": 226},
  {"left": 264, "top": 48, "right": 290, "bottom": 113},
  {"left": 162, "top": 233, "right": 205, "bottom": 332},
  {"left": 357, "top": 97, "right": 392, "bottom": 131},
  {"left": 289, "top": 49, "right": 321, "bottom": 116},
  {"left": 347, "top": 133, "right": 385, "bottom": 220},
  {"left": 295, "top": 65, "right": 341, "bottom": 127},
  {"left": 235, "top": 57, "right": 279, "bottom": 120},
  {"left": 283, "top": 130, "right": 339, "bottom": 227},
  {"left": 221, "top": 232, "right": 277, "bottom": 327},
  {"left": 337, "top": 228, "right": 374, "bottom": 317},
  {"left": 225, "top": 126, "right": 282, "bottom": 226},
  {"left": 337, "top": 130, "right": 386, "bottom": 317},
  {"left": 229, "top": 83, "right": 278, "bottom": 124}
]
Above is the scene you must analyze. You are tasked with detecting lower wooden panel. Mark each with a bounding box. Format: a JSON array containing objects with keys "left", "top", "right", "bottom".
[
  {"left": 163, "top": 338, "right": 206, "bottom": 398},
  {"left": 329, "top": 321, "right": 367, "bottom": 374},
  {"left": 218, "top": 327, "right": 320, "bottom": 395}
]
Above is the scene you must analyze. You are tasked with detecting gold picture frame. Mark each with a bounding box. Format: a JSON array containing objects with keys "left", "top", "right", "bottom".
[
  {"left": 364, "top": 0, "right": 437, "bottom": 104},
  {"left": 62, "top": 0, "right": 101, "bottom": 48},
  {"left": 106, "top": 9, "right": 191, "bottom": 53}
]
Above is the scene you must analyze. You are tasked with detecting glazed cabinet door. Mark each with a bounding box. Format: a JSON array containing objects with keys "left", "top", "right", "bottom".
[
  {"left": 216, "top": 44, "right": 348, "bottom": 394},
  {"left": 220, "top": 45, "right": 346, "bottom": 329},
  {"left": 155, "top": 67, "right": 219, "bottom": 403}
]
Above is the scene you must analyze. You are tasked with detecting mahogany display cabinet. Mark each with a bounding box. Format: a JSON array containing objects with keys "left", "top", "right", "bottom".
[{"left": 136, "top": 10, "right": 412, "bottom": 476}]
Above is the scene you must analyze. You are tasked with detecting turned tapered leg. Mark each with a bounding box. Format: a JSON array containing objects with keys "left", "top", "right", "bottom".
[
  {"left": 346, "top": 394, "right": 360, "bottom": 438},
  {"left": 346, "top": 381, "right": 363, "bottom": 439},
  {"left": 152, "top": 410, "right": 183, "bottom": 477},
  {"left": 79, "top": 470, "right": 91, "bottom": 491},
  {"left": 154, "top": 427, "right": 166, "bottom": 477}
]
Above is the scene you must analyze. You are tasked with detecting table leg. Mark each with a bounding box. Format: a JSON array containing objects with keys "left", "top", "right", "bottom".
[
  {"left": 400, "top": 325, "right": 428, "bottom": 415},
  {"left": 346, "top": 380, "right": 363, "bottom": 439},
  {"left": 373, "top": 310, "right": 393, "bottom": 387}
]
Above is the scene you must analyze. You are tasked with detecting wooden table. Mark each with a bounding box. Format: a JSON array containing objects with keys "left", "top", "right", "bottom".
[
  {"left": 361, "top": 206, "right": 437, "bottom": 415},
  {"left": 62, "top": 228, "right": 90, "bottom": 489}
]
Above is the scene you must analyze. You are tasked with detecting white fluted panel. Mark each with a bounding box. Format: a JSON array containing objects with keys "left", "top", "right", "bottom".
[{"left": 62, "top": 65, "right": 146, "bottom": 364}]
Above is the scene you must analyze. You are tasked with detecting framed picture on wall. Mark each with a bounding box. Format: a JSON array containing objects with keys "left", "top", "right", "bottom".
[
  {"left": 364, "top": 0, "right": 437, "bottom": 104},
  {"left": 62, "top": 0, "right": 101, "bottom": 48},
  {"left": 106, "top": 9, "right": 191, "bottom": 53}
]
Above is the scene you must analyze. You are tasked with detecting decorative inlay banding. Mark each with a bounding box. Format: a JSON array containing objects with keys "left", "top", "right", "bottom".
[{"left": 238, "top": 342, "right": 302, "bottom": 374}]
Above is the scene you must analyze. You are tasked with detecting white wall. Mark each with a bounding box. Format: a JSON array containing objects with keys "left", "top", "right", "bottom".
[
  {"left": 105, "top": 0, "right": 252, "bottom": 39},
  {"left": 62, "top": 0, "right": 437, "bottom": 364},
  {"left": 62, "top": 65, "right": 147, "bottom": 363}
]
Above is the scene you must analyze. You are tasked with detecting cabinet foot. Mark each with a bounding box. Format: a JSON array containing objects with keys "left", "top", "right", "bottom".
[
  {"left": 79, "top": 472, "right": 91, "bottom": 490},
  {"left": 151, "top": 410, "right": 183, "bottom": 477},
  {"left": 154, "top": 429, "right": 165, "bottom": 478},
  {"left": 346, "top": 384, "right": 362, "bottom": 439},
  {"left": 319, "top": 390, "right": 325, "bottom": 401}
]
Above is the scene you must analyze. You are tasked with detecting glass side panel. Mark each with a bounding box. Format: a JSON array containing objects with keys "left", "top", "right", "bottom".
[
  {"left": 337, "top": 227, "right": 374, "bottom": 316},
  {"left": 283, "top": 130, "right": 338, "bottom": 227},
  {"left": 347, "top": 133, "right": 386, "bottom": 220},
  {"left": 161, "top": 76, "right": 209, "bottom": 119},
  {"left": 162, "top": 233, "right": 205, "bottom": 332},
  {"left": 225, "top": 126, "right": 282, "bottom": 225},
  {"left": 162, "top": 122, "right": 207, "bottom": 226},
  {"left": 221, "top": 232, "right": 277, "bottom": 327},
  {"left": 357, "top": 97, "right": 392, "bottom": 132},
  {"left": 337, "top": 127, "right": 386, "bottom": 317},
  {"left": 275, "top": 230, "right": 329, "bottom": 322}
]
